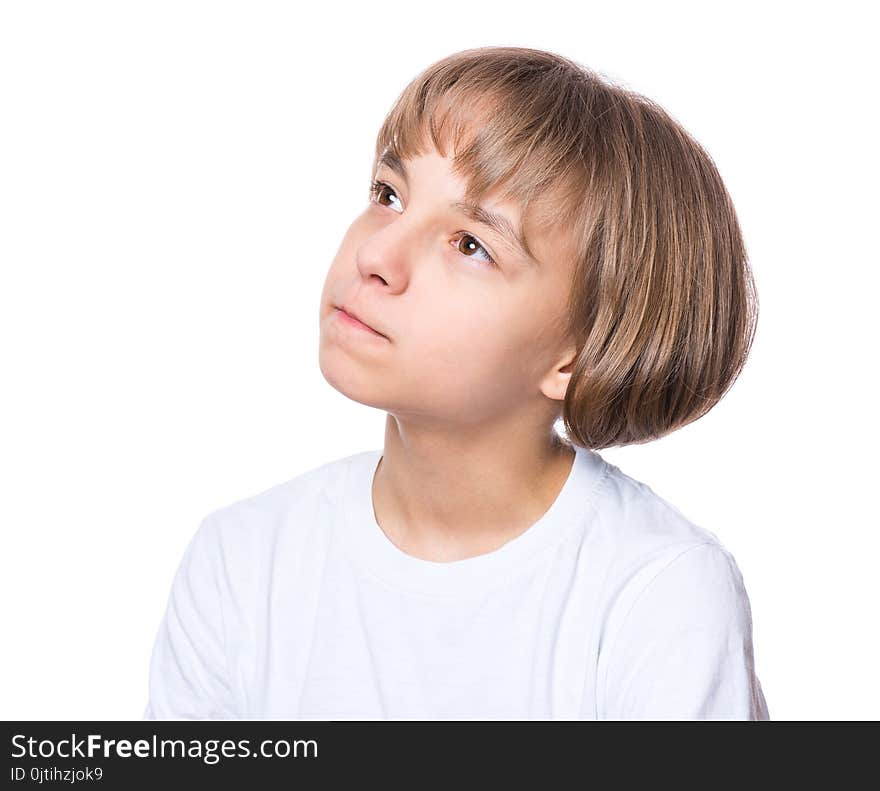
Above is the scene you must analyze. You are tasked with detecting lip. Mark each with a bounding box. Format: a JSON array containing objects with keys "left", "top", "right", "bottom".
[{"left": 334, "top": 305, "right": 387, "bottom": 339}]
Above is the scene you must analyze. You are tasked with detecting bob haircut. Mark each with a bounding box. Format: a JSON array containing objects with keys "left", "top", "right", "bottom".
[{"left": 371, "top": 46, "right": 759, "bottom": 451}]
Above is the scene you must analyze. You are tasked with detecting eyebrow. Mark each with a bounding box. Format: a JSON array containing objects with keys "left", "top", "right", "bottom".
[{"left": 375, "top": 150, "right": 537, "bottom": 267}]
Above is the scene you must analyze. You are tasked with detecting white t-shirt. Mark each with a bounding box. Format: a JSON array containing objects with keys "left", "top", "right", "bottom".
[{"left": 143, "top": 445, "right": 769, "bottom": 720}]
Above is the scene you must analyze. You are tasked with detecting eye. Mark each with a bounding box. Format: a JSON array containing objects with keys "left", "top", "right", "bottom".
[
  {"left": 368, "top": 179, "right": 497, "bottom": 268},
  {"left": 368, "top": 179, "right": 403, "bottom": 213},
  {"left": 452, "top": 232, "right": 496, "bottom": 266}
]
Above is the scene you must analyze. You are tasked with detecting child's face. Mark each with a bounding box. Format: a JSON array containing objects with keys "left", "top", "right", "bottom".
[{"left": 318, "top": 145, "right": 576, "bottom": 425}]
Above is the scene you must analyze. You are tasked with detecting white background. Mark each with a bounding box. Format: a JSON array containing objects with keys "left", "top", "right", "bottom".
[{"left": 1, "top": 1, "right": 877, "bottom": 720}]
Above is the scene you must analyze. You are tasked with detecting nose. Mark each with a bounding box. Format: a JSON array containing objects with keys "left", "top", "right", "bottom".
[{"left": 356, "top": 210, "right": 431, "bottom": 281}]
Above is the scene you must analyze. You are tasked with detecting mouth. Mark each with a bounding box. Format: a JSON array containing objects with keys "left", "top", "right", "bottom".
[{"left": 334, "top": 305, "right": 388, "bottom": 339}]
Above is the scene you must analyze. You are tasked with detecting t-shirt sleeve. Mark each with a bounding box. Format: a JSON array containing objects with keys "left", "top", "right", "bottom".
[
  {"left": 143, "top": 516, "right": 239, "bottom": 719},
  {"left": 600, "top": 541, "right": 770, "bottom": 720}
]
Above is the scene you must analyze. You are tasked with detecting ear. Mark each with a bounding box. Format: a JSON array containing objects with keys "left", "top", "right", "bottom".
[{"left": 539, "top": 346, "right": 577, "bottom": 402}]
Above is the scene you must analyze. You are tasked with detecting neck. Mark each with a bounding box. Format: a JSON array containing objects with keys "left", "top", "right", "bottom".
[{"left": 371, "top": 413, "right": 575, "bottom": 562}]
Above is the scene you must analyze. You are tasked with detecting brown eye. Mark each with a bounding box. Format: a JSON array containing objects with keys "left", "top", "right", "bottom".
[
  {"left": 369, "top": 180, "right": 402, "bottom": 212},
  {"left": 454, "top": 233, "right": 496, "bottom": 266}
]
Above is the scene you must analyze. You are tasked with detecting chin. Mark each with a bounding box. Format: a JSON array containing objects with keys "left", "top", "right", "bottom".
[{"left": 318, "top": 348, "right": 389, "bottom": 410}]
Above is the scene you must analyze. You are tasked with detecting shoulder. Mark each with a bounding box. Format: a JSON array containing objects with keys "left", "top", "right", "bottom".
[
  {"left": 594, "top": 458, "right": 726, "bottom": 553},
  {"left": 191, "top": 450, "right": 369, "bottom": 577},
  {"left": 588, "top": 464, "right": 766, "bottom": 718},
  {"left": 589, "top": 457, "right": 755, "bottom": 632},
  {"left": 613, "top": 540, "right": 752, "bottom": 633},
  {"left": 595, "top": 533, "right": 766, "bottom": 719}
]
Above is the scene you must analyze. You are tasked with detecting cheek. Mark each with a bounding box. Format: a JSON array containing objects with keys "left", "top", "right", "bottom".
[{"left": 406, "top": 304, "right": 537, "bottom": 397}]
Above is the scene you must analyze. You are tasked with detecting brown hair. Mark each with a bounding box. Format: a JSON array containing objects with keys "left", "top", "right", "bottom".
[{"left": 371, "top": 46, "right": 759, "bottom": 450}]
